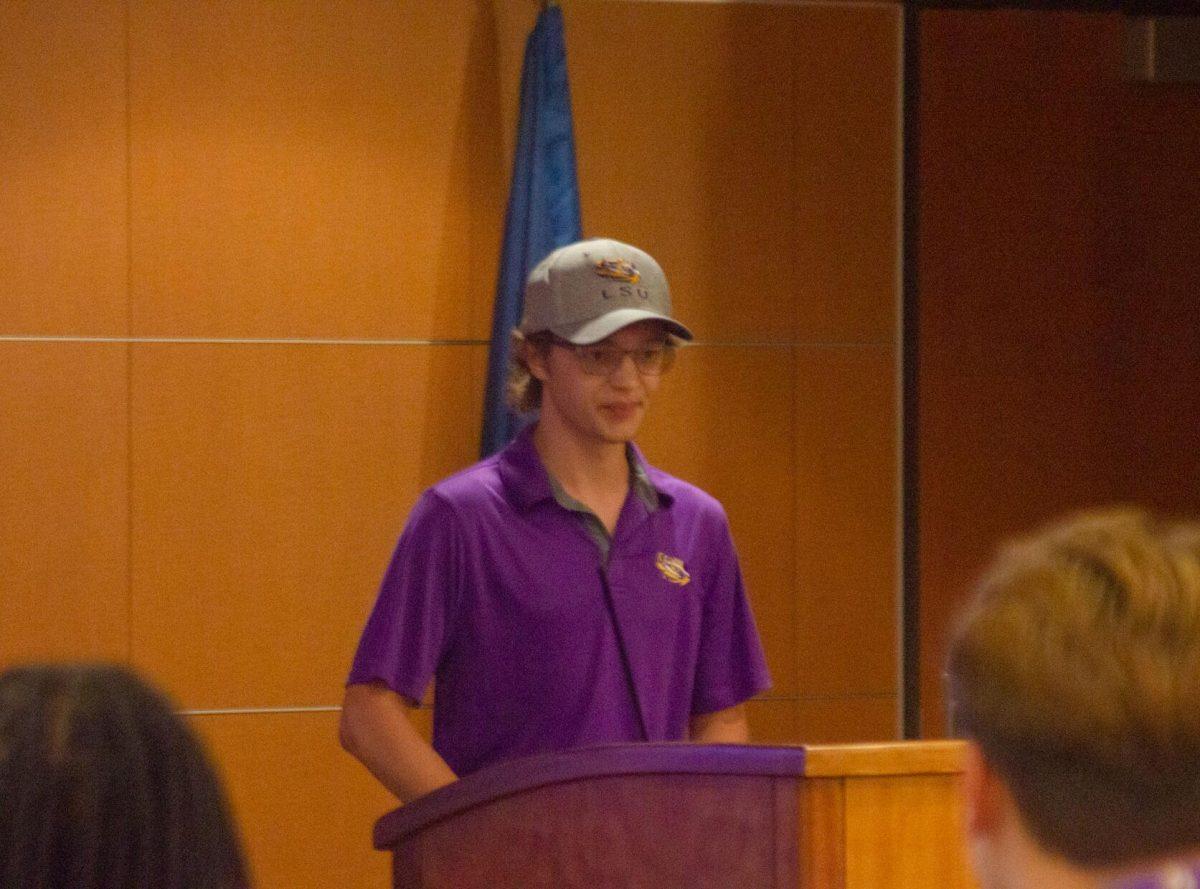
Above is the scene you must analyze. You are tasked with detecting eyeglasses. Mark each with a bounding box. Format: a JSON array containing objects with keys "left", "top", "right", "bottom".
[{"left": 555, "top": 339, "right": 676, "bottom": 377}]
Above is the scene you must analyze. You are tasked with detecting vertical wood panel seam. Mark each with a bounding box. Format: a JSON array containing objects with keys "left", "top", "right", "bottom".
[
  {"left": 124, "top": 0, "right": 135, "bottom": 664},
  {"left": 838, "top": 777, "right": 849, "bottom": 889},
  {"left": 891, "top": 1, "right": 906, "bottom": 740},
  {"left": 772, "top": 776, "right": 799, "bottom": 889},
  {"left": 788, "top": 5, "right": 802, "bottom": 732},
  {"left": 900, "top": 0, "right": 922, "bottom": 740}
]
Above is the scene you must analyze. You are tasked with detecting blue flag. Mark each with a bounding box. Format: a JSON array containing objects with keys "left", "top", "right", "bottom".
[{"left": 479, "top": 4, "right": 582, "bottom": 458}]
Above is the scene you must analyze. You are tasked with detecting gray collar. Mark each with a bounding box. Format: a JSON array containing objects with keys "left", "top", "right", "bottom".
[{"left": 546, "top": 445, "right": 659, "bottom": 515}]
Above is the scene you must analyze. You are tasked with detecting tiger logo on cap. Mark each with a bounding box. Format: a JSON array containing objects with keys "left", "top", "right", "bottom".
[{"left": 593, "top": 258, "right": 640, "bottom": 284}]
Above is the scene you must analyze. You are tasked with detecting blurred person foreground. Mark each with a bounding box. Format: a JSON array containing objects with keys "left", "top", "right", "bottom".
[
  {"left": 0, "top": 663, "right": 248, "bottom": 889},
  {"left": 947, "top": 507, "right": 1200, "bottom": 889}
]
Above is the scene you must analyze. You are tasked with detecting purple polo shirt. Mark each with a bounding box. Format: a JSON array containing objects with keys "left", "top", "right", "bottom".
[
  {"left": 1107, "top": 862, "right": 1200, "bottom": 889},
  {"left": 347, "top": 427, "right": 771, "bottom": 777}
]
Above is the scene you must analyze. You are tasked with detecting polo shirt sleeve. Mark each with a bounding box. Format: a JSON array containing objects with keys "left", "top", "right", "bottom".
[
  {"left": 345, "top": 490, "right": 463, "bottom": 705},
  {"left": 690, "top": 511, "right": 772, "bottom": 716}
]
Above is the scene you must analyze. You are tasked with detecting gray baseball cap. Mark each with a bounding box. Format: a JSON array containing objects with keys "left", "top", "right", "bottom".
[{"left": 519, "top": 238, "right": 694, "bottom": 345}]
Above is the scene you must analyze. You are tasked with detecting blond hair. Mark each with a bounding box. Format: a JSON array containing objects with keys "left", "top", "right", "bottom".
[
  {"left": 947, "top": 507, "right": 1200, "bottom": 867},
  {"left": 505, "top": 330, "right": 554, "bottom": 414}
]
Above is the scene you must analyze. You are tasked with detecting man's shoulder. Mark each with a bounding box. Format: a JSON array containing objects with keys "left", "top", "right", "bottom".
[
  {"left": 426, "top": 453, "right": 507, "bottom": 509},
  {"left": 643, "top": 462, "right": 727, "bottom": 520}
]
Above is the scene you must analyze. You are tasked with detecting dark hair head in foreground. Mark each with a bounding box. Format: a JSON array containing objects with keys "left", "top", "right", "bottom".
[
  {"left": 947, "top": 507, "right": 1200, "bottom": 871},
  {"left": 0, "top": 662, "right": 248, "bottom": 889}
]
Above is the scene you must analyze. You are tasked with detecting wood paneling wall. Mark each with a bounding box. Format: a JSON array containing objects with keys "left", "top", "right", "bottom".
[
  {"left": 1, "top": 2, "right": 901, "bottom": 886},
  {"left": 916, "top": 9, "right": 1200, "bottom": 736}
]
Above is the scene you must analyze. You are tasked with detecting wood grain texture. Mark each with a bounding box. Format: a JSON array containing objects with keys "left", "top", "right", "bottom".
[
  {"left": 795, "top": 346, "right": 899, "bottom": 698},
  {"left": 639, "top": 345, "right": 799, "bottom": 696},
  {"left": 804, "top": 740, "right": 966, "bottom": 777},
  {"left": 794, "top": 696, "right": 898, "bottom": 744},
  {"left": 792, "top": 4, "right": 902, "bottom": 344},
  {"left": 566, "top": 1, "right": 901, "bottom": 347},
  {"left": 917, "top": 8, "right": 1125, "bottom": 737},
  {"left": 773, "top": 777, "right": 801, "bottom": 889},
  {"left": 1098, "top": 58, "right": 1200, "bottom": 517},
  {"left": 406, "top": 773, "right": 783, "bottom": 889},
  {"left": 380, "top": 742, "right": 972, "bottom": 889},
  {"left": 566, "top": 0, "right": 800, "bottom": 343},
  {"left": 189, "top": 711, "right": 396, "bottom": 889},
  {"left": 916, "top": 9, "right": 1200, "bottom": 734},
  {"left": 0, "top": 1, "right": 908, "bottom": 879},
  {"left": 797, "top": 777, "right": 846, "bottom": 889},
  {"left": 747, "top": 698, "right": 799, "bottom": 745},
  {"left": 0, "top": 0, "right": 127, "bottom": 335},
  {"left": 0, "top": 343, "right": 129, "bottom": 665},
  {"left": 843, "top": 773, "right": 977, "bottom": 888},
  {"left": 128, "top": 0, "right": 505, "bottom": 339},
  {"left": 128, "top": 343, "right": 485, "bottom": 708}
]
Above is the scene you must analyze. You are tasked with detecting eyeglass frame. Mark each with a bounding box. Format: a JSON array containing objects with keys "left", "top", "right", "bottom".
[{"left": 550, "top": 335, "right": 678, "bottom": 377}]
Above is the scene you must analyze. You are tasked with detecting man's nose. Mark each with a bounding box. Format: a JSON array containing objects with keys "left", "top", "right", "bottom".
[{"left": 607, "top": 352, "right": 639, "bottom": 385}]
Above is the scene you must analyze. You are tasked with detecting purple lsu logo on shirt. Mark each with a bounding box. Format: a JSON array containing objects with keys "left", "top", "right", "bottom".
[{"left": 656, "top": 552, "right": 690, "bottom": 587}]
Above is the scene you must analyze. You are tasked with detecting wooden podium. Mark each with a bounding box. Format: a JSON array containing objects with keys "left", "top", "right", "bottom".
[{"left": 373, "top": 741, "right": 978, "bottom": 889}]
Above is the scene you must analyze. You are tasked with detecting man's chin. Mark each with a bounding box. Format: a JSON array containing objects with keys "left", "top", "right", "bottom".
[{"left": 598, "top": 423, "right": 642, "bottom": 444}]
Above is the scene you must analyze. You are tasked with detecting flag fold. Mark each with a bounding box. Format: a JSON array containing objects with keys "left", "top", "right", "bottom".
[{"left": 480, "top": 5, "right": 582, "bottom": 458}]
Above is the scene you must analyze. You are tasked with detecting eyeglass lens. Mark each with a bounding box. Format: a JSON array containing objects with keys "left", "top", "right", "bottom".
[{"left": 575, "top": 344, "right": 674, "bottom": 376}]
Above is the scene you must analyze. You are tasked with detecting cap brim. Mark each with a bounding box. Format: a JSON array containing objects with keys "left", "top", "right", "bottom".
[{"left": 551, "top": 309, "right": 694, "bottom": 345}]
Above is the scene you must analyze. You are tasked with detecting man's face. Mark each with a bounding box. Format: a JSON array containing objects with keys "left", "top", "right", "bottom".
[{"left": 530, "top": 320, "right": 671, "bottom": 447}]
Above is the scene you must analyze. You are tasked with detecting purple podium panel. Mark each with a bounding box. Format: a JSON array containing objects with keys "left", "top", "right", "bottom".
[{"left": 374, "top": 743, "right": 808, "bottom": 889}]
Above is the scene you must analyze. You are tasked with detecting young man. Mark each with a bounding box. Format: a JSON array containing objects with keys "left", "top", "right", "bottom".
[
  {"left": 341, "top": 238, "right": 771, "bottom": 802},
  {"left": 947, "top": 508, "right": 1200, "bottom": 889}
]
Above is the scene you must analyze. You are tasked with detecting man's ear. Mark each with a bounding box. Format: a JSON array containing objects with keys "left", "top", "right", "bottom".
[
  {"left": 962, "top": 740, "right": 1004, "bottom": 838},
  {"left": 524, "top": 342, "right": 551, "bottom": 383}
]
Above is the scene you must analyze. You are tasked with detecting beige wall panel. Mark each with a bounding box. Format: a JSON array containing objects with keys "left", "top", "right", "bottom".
[
  {"left": 746, "top": 697, "right": 798, "bottom": 745},
  {"left": 190, "top": 711, "right": 395, "bottom": 889},
  {"left": 565, "top": 2, "right": 798, "bottom": 342},
  {"left": 0, "top": 1, "right": 127, "bottom": 335},
  {"left": 491, "top": 3, "right": 543, "bottom": 170},
  {"left": 128, "top": 1, "right": 505, "bottom": 339},
  {"left": 638, "top": 345, "right": 797, "bottom": 695},
  {"left": 793, "top": 5, "right": 902, "bottom": 344},
  {"left": 0, "top": 343, "right": 128, "bottom": 664},
  {"left": 130, "top": 343, "right": 486, "bottom": 708},
  {"left": 794, "top": 696, "right": 897, "bottom": 744},
  {"left": 794, "top": 346, "right": 897, "bottom": 697}
]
